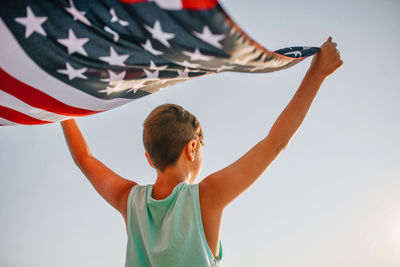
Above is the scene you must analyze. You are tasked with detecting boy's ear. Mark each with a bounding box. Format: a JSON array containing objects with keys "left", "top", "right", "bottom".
[
  {"left": 145, "top": 152, "right": 155, "bottom": 168},
  {"left": 185, "top": 139, "right": 197, "bottom": 161}
]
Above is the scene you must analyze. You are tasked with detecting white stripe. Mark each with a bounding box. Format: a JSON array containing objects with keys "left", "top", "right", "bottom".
[
  {"left": 0, "top": 117, "right": 18, "bottom": 126},
  {"left": 0, "top": 89, "right": 73, "bottom": 122},
  {"left": 152, "top": 0, "right": 182, "bottom": 9},
  {"left": 0, "top": 19, "right": 133, "bottom": 112}
]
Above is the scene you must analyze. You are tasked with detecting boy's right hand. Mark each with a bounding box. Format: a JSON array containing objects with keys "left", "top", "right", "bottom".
[{"left": 309, "top": 37, "right": 343, "bottom": 77}]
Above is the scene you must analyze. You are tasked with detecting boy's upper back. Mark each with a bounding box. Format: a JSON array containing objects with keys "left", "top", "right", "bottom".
[{"left": 125, "top": 182, "right": 223, "bottom": 267}]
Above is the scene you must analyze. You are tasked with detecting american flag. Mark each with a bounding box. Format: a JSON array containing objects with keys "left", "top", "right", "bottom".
[{"left": 0, "top": 0, "right": 319, "bottom": 126}]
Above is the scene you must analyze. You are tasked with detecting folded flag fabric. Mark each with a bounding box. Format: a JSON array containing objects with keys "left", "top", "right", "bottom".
[{"left": 0, "top": 0, "right": 319, "bottom": 126}]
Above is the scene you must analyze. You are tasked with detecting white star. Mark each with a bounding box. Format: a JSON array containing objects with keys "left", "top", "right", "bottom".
[
  {"left": 182, "top": 48, "right": 213, "bottom": 61},
  {"left": 57, "top": 29, "right": 89, "bottom": 56},
  {"left": 193, "top": 26, "right": 225, "bottom": 49},
  {"left": 101, "top": 70, "right": 126, "bottom": 83},
  {"left": 142, "top": 39, "right": 163, "bottom": 55},
  {"left": 149, "top": 60, "right": 167, "bottom": 71},
  {"left": 65, "top": 0, "right": 91, "bottom": 26},
  {"left": 144, "top": 20, "right": 175, "bottom": 48},
  {"left": 284, "top": 51, "right": 302, "bottom": 57},
  {"left": 110, "top": 8, "right": 128, "bottom": 26},
  {"left": 15, "top": 6, "right": 47, "bottom": 38},
  {"left": 143, "top": 69, "right": 159, "bottom": 79},
  {"left": 127, "top": 80, "right": 147, "bottom": 94},
  {"left": 104, "top": 26, "right": 120, "bottom": 42},
  {"left": 177, "top": 67, "right": 190, "bottom": 78},
  {"left": 100, "top": 47, "right": 129, "bottom": 66},
  {"left": 98, "top": 86, "right": 118, "bottom": 96},
  {"left": 176, "top": 60, "right": 201, "bottom": 69},
  {"left": 57, "top": 62, "right": 87, "bottom": 80}
]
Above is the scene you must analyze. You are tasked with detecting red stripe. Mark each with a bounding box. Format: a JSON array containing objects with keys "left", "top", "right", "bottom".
[
  {"left": 181, "top": 0, "right": 218, "bottom": 9},
  {"left": 119, "top": 0, "right": 218, "bottom": 9},
  {"left": 0, "top": 105, "right": 51, "bottom": 125},
  {"left": 0, "top": 68, "right": 100, "bottom": 116}
]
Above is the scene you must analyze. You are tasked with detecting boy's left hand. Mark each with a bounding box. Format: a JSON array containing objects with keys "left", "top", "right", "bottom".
[{"left": 309, "top": 36, "right": 343, "bottom": 77}]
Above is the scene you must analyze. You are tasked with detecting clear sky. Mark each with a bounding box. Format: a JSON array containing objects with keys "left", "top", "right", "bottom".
[{"left": 1, "top": 0, "right": 399, "bottom": 266}]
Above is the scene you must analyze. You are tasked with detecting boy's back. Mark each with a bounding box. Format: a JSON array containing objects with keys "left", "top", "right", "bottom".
[{"left": 125, "top": 183, "right": 222, "bottom": 267}]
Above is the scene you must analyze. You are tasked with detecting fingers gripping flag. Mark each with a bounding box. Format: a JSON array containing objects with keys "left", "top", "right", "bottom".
[{"left": 0, "top": 0, "right": 319, "bottom": 126}]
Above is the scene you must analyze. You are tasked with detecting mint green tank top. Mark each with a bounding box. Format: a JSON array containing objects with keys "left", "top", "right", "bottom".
[{"left": 125, "top": 182, "right": 223, "bottom": 267}]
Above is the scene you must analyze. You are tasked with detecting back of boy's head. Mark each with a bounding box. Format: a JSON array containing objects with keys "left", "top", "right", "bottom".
[{"left": 143, "top": 104, "right": 203, "bottom": 172}]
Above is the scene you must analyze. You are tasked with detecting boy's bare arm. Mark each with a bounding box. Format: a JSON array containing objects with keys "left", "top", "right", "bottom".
[
  {"left": 200, "top": 37, "right": 343, "bottom": 211},
  {"left": 61, "top": 119, "right": 136, "bottom": 222}
]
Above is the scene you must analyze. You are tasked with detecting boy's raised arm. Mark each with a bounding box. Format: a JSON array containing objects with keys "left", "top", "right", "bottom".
[
  {"left": 199, "top": 37, "right": 343, "bottom": 211},
  {"left": 61, "top": 119, "right": 136, "bottom": 222}
]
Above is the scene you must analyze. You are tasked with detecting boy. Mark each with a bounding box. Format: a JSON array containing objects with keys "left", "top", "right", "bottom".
[{"left": 61, "top": 37, "right": 342, "bottom": 266}]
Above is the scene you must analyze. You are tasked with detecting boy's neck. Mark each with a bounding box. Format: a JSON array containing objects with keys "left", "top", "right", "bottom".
[{"left": 152, "top": 163, "right": 191, "bottom": 200}]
